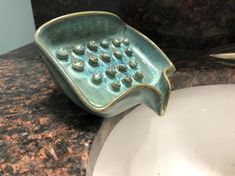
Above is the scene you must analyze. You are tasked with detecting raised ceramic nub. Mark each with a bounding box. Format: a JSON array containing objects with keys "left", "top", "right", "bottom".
[
  {"left": 92, "top": 73, "right": 102, "bottom": 84},
  {"left": 73, "top": 44, "right": 85, "bottom": 55},
  {"left": 89, "top": 56, "right": 99, "bottom": 66},
  {"left": 125, "top": 47, "right": 133, "bottom": 56},
  {"left": 112, "top": 38, "right": 121, "bottom": 47},
  {"left": 106, "top": 67, "right": 116, "bottom": 77},
  {"left": 133, "top": 71, "right": 143, "bottom": 81},
  {"left": 117, "top": 64, "right": 127, "bottom": 72},
  {"left": 122, "top": 38, "right": 129, "bottom": 46},
  {"left": 111, "top": 81, "right": 121, "bottom": 91},
  {"left": 57, "top": 48, "right": 68, "bottom": 60},
  {"left": 88, "top": 41, "right": 98, "bottom": 51},
  {"left": 100, "top": 53, "right": 111, "bottom": 63},
  {"left": 129, "top": 60, "right": 138, "bottom": 69},
  {"left": 72, "top": 60, "right": 84, "bottom": 71},
  {"left": 122, "top": 76, "right": 133, "bottom": 87},
  {"left": 100, "top": 39, "right": 109, "bottom": 48},
  {"left": 114, "top": 50, "right": 122, "bottom": 59}
]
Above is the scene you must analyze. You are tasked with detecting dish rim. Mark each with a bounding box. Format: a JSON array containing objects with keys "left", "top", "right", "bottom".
[{"left": 34, "top": 11, "right": 176, "bottom": 116}]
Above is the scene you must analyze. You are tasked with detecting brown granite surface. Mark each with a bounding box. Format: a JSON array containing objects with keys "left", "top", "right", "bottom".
[
  {"left": 166, "top": 49, "right": 235, "bottom": 89},
  {"left": 0, "top": 43, "right": 234, "bottom": 175},
  {"left": 0, "top": 44, "right": 102, "bottom": 176}
]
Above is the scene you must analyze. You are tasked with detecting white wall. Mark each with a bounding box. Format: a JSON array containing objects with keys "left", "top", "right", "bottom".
[{"left": 0, "top": 0, "right": 35, "bottom": 55}]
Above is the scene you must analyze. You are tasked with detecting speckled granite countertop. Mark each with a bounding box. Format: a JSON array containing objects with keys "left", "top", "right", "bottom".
[{"left": 0, "top": 44, "right": 234, "bottom": 175}]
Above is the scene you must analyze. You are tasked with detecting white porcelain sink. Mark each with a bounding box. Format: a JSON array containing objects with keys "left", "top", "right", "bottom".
[{"left": 93, "top": 85, "right": 235, "bottom": 176}]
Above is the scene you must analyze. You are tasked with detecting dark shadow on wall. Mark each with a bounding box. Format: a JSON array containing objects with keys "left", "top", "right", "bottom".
[{"left": 31, "top": 0, "right": 235, "bottom": 49}]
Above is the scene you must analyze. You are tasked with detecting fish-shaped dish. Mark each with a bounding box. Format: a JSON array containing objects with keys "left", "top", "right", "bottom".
[{"left": 35, "top": 11, "right": 175, "bottom": 118}]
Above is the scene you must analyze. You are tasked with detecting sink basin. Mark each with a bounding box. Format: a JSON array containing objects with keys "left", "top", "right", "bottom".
[{"left": 93, "top": 84, "right": 235, "bottom": 176}]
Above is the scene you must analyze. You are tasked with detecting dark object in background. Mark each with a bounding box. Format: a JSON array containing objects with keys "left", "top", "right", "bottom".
[{"left": 31, "top": 0, "right": 235, "bottom": 49}]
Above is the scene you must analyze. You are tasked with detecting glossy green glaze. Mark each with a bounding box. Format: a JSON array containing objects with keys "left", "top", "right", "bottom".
[{"left": 35, "top": 11, "right": 175, "bottom": 118}]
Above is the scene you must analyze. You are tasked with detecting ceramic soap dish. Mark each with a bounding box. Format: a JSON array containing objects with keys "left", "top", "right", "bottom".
[{"left": 35, "top": 11, "right": 175, "bottom": 118}]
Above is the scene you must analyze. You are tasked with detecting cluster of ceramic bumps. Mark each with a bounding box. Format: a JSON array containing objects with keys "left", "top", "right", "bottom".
[{"left": 56, "top": 38, "right": 144, "bottom": 92}]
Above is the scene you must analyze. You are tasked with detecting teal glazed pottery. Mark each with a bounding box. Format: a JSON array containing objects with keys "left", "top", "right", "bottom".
[{"left": 34, "top": 11, "right": 175, "bottom": 118}]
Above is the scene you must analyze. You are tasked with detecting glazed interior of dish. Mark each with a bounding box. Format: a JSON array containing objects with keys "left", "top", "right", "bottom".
[{"left": 35, "top": 12, "right": 174, "bottom": 117}]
